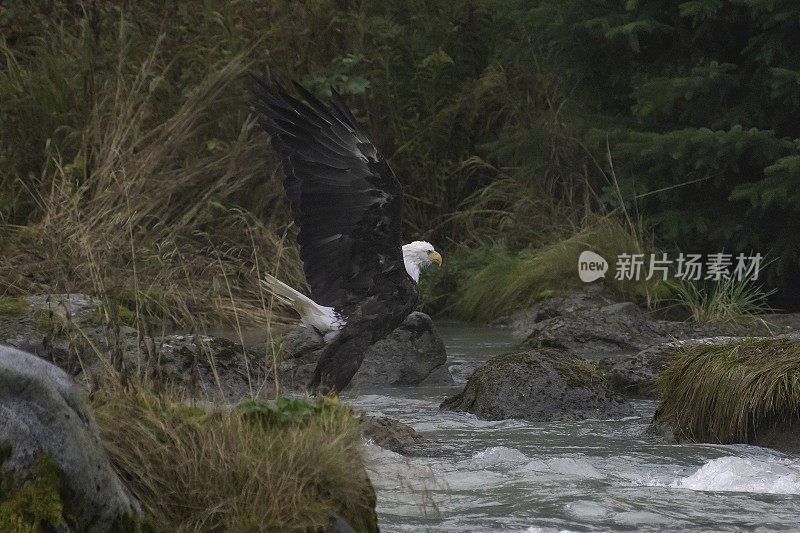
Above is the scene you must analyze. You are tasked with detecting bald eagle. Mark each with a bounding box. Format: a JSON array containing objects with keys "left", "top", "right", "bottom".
[{"left": 250, "top": 79, "right": 442, "bottom": 394}]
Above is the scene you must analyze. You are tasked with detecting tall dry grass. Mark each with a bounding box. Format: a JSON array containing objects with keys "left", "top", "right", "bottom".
[{"left": 0, "top": 32, "right": 304, "bottom": 328}]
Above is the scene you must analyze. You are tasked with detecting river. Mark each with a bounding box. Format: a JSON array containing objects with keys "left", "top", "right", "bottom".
[{"left": 343, "top": 321, "right": 800, "bottom": 532}]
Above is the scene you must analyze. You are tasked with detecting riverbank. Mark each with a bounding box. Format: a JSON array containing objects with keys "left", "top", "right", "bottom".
[{"left": 2, "top": 287, "right": 800, "bottom": 531}]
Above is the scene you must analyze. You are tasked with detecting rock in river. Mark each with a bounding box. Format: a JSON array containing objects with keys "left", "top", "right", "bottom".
[
  {"left": 280, "top": 311, "right": 453, "bottom": 391},
  {"left": 359, "top": 415, "right": 428, "bottom": 456},
  {"left": 599, "top": 336, "right": 743, "bottom": 398},
  {"left": 440, "top": 348, "right": 632, "bottom": 422},
  {"left": 498, "top": 284, "right": 773, "bottom": 360},
  {"left": 0, "top": 344, "right": 142, "bottom": 530}
]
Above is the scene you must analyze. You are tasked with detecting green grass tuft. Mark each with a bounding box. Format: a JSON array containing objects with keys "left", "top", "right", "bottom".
[
  {"left": 87, "top": 301, "right": 138, "bottom": 328},
  {"left": 237, "top": 396, "right": 342, "bottom": 428},
  {"left": 31, "top": 309, "right": 69, "bottom": 337},
  {"left": 654, "top": 338, "right": 800, "bottom": 443},
  {"left": 670, "top": 277, "right": 774, "bottom": 324},
  {"left": 430, "top": 217, "right": 663, "bottom": 321}
]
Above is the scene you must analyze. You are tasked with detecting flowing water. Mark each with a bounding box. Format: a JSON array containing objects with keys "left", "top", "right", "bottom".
[{"left": 343, "top": 321, "right": 800, "bottom": 532}]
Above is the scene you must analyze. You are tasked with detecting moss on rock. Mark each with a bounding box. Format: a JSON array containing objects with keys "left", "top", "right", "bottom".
[
  {"left": 32, "top": 309, "right": 70, "bottom": 337},
  {"left": 0, "top": 443, "right": 70, "bottom": 532},
  {"left": 0, "top": 441, "right": 146, "bottom": 533},
  {"left": 441, "top": 348, "right": 632, "bottom": 422},
  {"left": 0, "top": 297, "right": 28, "bottom": 318},
  {"left": 86, "top": 302, "right": 138, "bottom": 328}
]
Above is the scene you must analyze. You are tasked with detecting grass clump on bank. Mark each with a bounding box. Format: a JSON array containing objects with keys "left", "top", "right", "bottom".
[
  {"left": 92, "top": 387, "right": 378, "bottom": 532},
  {"left": 654, "top": 338, "right": 800, "bottom": 444},
  {"left": 421, "top": 216, "right": 666, "bottom": 321},
  {"left": 670, "top": 277, "right": 773, "bottom": 325}
]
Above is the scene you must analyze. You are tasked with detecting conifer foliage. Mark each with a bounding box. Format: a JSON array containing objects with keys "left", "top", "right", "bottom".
[{"left": 529, "top": 0, "right": 800, "bottom": 303}]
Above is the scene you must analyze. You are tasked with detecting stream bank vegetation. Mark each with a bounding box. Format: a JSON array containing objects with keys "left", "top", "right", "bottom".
[
  {"left": 91, "top": 380, "right": 378, "bottom": 532},
  {"left": 2, "top": 0, "right": 797, "bottom": 329},
  {"left": 653, "top": 338, "right": 800, "bottom": 451},
  {"left": 0, "top": 291, "right": 379, "bottom": 531}
]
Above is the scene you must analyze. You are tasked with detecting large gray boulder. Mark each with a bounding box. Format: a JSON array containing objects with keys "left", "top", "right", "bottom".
[
  {"left": 0, "top": 344, "right": 142, "bottom": 530},
  {"left": 279, "top": 312, "right": 452, "bottom": 391},
  {"left": 440, "top": 348, "right": 632, "bottom": 422}
]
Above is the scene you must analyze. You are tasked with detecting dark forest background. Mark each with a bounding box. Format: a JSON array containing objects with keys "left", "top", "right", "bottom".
[{"left": 1, "top": 0, "right": 798, "bottom": 325}]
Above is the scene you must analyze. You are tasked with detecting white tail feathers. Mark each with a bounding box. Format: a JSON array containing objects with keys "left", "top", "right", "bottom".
[{"left": 261, "top": 275, "right": 342, "bottom": 336}]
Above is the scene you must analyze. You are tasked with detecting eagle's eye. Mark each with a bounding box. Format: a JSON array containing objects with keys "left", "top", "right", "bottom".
[{"left": 427, "top": 250, "right": 443, "bottom": 266}]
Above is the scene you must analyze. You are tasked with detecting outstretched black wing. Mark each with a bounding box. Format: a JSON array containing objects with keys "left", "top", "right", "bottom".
[{"left": 250, "top": 78, "right": 405, "bottom": 310}]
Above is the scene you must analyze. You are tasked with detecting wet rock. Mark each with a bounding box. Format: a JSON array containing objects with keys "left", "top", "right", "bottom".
[
  {"left": 599, "top": 337, "right": 740, "bottom": 398},
  {"left": 440, "top": 348, "right": 632, "bottom": 422},
  {"left": 601, "top": 334, "right": 800, "bottom": 399},
  {"left": 500, "top": 285, "right": 775, "bottom": 360},
  {"left": 493, "top": 284, "right": 616, "bottom": 338},
  {"left": 324, "top": 512, "right": 358, "bottom": 533},
  {"left": 359, "top": 415, "right": 428, "bottom": 456},
  {"left": 749, "top": 422, "right": 800, "bottom": 455},
  {"left": 0, "top": 344, "right": 142, "bottom": 529},
  {"left": 644, "top": 418, "right": 681, "bottom": 444},
  {"left": 647, "top": 405, "right": 800, "bottom": 455},
  {"left": 280, "top": 312, "right": 452, "bottom": 391},
  {"left": 149, "top": 334, "right": 266, "bottom": 402}
]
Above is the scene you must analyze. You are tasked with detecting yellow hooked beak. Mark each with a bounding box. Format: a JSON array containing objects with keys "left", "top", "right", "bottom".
[{"left": 428, "top": 250, "right": 442, "bottom": 266}]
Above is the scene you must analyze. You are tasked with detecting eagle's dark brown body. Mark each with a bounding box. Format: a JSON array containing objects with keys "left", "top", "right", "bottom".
[{"left": 250, "top": 79, "right": 419, "bottom": 393}]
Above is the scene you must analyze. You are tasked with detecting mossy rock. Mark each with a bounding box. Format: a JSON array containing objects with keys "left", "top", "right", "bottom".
[
  {"left": 0, "top": 345, "right": 144, "bottom": 530},
  {"left": 651, "top": 337, "right": 800, "bottom": 453},
  {"left": 32, "top": 309, "right": 70, "bottom": 337},
  {"left": 441, "top": 348, "right": 632, "bottom": 422},
  {"left": 0, "top": 446, "right": 69, "bottom": 532},
  {"left": 0, "top": 443, "right": 147, "bottom": 533},
  {"left": 86, "top": 302, "right": 138, "bottom": 328}
]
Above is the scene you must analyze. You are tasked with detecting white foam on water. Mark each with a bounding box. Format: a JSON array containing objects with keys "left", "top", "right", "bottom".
[
  {"left": 466, "top": 445, "right": 529, "bottom": 468},
  {"left": 669, "top": 456, "right": 800, "bottom": 495}
]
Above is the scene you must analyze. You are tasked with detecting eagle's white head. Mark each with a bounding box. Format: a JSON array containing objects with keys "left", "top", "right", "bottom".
[{"left": 402, "top": 240, "right": 442, "bottom": 283}]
